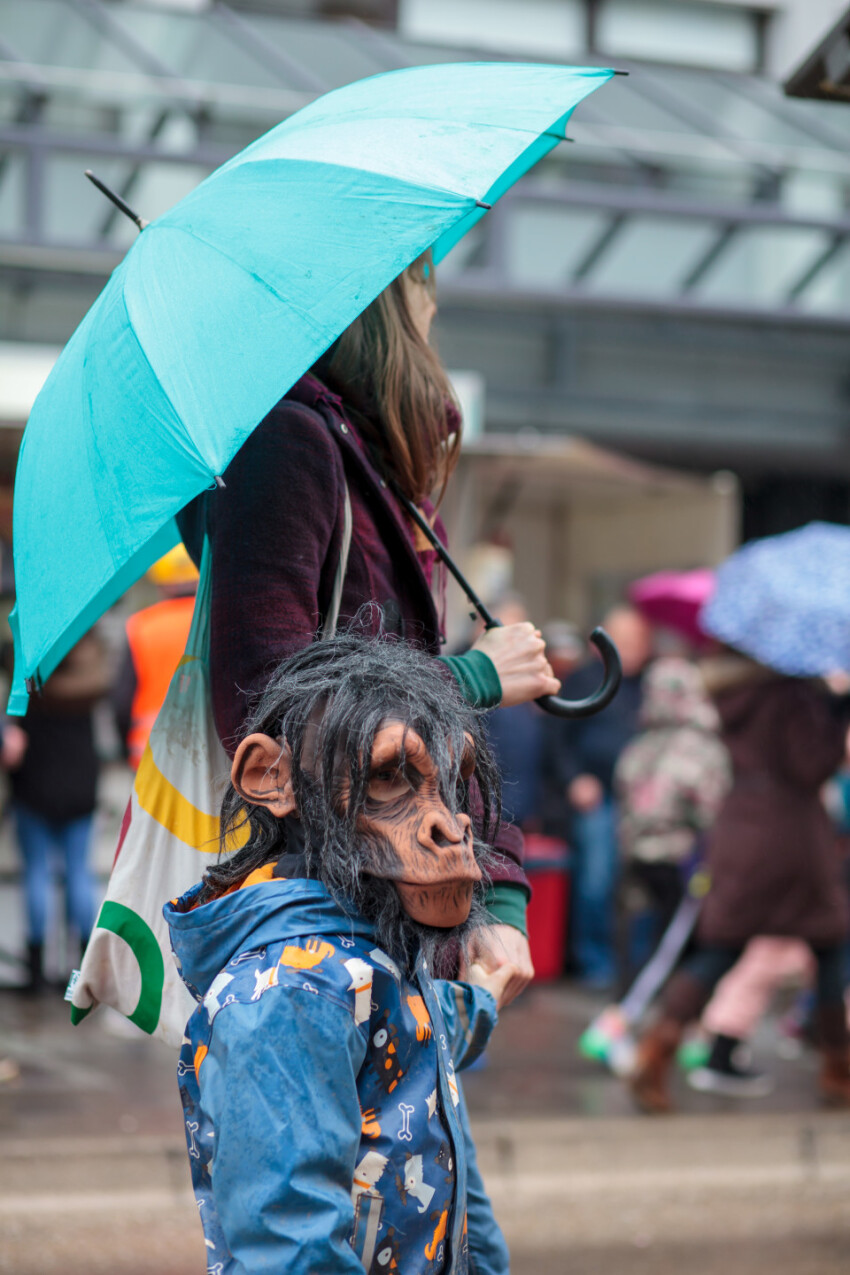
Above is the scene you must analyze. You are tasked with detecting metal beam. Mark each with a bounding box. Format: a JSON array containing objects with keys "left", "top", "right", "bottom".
[
  {"left": 505, "top": 178, "right": 850, "bottom": 238},
  {"left": 437, "top": 271, "right": 850, "bottom": 335},
  {"left": 214, "top": 4, "right": 330, "bottom": 93},
  {"left": 95, "top": 109, "right": 175, "bottom": 241},
  {"left": 0, "top": 35, "right": 48, "bottom": 200},
  {"left": 342, "top": 15, "right": 414, "bottom": 68},
  {"left": 0, "top": 123, "right": 233, "bottom": 168},
  {"left": 66, "top": 0, "right": 192, "bottom": 88},
  {"left": 570, "top": 212, "right": 626, "bottom": 283},
  {"left": 0, "top": 238, "right": 123, "bottom": 276},
  {"left": 785, "top": 232, "right": 847, "bottom": 303},
  {"left": 605, "top": 60, "right": 784, "bottom": 184},
  {"left": 679, "top": 223, "right": 737, "bottom": 293},
  {"left": 0, "top": 58, "right": 310, "bottom": 116},
  {"left": 721, "top": 70, "right": 850, "bottom": 154}
]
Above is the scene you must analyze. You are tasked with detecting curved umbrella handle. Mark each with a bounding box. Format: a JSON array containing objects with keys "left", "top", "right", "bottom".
[
  {"left": 535, "top": 626, "right": 622, "bottom": 719},
  {"left": 390, "top": 489, "right": 623, "bottom": 719}
]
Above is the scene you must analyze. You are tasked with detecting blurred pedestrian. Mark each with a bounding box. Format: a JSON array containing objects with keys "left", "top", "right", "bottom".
[
  {"left": 615, "top": 656, "right": 730, "bottom": 986},
  {"left": 692, "top": 729, "right": 850, "bottom": 1096},
  {"left": 691, "top": 936, "right": 813, "bottom": 1097},
  {"left": 631, "top": 653, "right": 850, "bottom": 1112},
  {"left": 484, "top": 593, "right": 546, "bottom": 830},
  {"left": 546, "top": 605, "right": 652, "bottom": 988},
  {"left": 0, "top": 716, "right": 27, "bottom": 1078},
  {"left": 577, "top": 657, "right": 728, "bottom": 1072},
  {"left": 8, "top": 630, "right": 110, "bottom": 993},
  {"left": 542, "top": 620, "right": 585, "bottom": 685},
  {"left": 112, "top": 544, "right": 198, "bottom": 770}
]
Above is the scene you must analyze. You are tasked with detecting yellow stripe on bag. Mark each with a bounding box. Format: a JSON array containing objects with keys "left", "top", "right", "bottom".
[{"left": 134, "top": 744, "right": 249, "bottom": 853}]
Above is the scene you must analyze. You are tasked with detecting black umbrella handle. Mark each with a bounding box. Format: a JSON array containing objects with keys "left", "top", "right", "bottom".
[
  {"left": 538, "top": 625, "right": 621, "bottom": 718},
  {"left": 395, "top": 489, "right": 622, "bottom": 718},
  {"left": 482, "top": 616, "right": 621, "bottom": 718}
]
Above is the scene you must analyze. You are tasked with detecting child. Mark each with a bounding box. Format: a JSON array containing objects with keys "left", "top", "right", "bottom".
[
  {"left": 165, "top": 634, "right": 514, "bottom": 1274},
  {"left": 615, "top": 655, "right": 730, "bottom": 968},
  {"left": 578, "top": 657, "right": 729, "bottom": 1073}
]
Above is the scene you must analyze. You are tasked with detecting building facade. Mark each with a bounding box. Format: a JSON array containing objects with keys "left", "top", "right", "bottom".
[{"left": 1, "top": 0, "right": 849, "bottom": 555}]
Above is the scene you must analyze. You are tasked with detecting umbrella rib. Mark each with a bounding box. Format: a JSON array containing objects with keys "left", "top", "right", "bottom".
[
  {"left": 145, "top": 223, "right": 347, "bottom": 334},
  {"left": 112, "top": 282, "right": 225, "bottom": 485}
]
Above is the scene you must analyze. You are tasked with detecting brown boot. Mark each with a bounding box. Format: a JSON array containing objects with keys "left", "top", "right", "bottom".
[
  {"left": 814, "top": 1004, "right": 850, "bottom": 1107},
  {"left": 819, "top": 1050, "right": 850, "bottom": 1107},
  {"left": 630, "top": 1018, "right": 682, "bottom": 1114}
]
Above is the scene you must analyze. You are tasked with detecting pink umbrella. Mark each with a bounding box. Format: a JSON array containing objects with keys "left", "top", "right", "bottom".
[{"left": 628, "top": 568, "right": 715, "bottom": 644}]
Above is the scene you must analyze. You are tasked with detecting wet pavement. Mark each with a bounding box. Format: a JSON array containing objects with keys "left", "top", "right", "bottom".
[{"left": 1, "top": 975, "right": 849, "bottom": 1274}]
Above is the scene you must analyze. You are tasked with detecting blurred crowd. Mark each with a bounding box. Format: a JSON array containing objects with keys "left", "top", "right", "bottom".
[
  {"left": 0, "top": 545, "right": 198, "bottom": 1016},
  {"left": 4, "top": 550, "right": 850, "bottom": 1116},
  {"left": 483, "top": 583, "right": 850, "bottom": 1112}
]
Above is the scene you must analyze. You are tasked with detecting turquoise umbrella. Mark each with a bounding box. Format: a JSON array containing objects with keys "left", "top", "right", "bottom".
[{"left": 9, "top": 61, "right": 614, "bottom": 714}]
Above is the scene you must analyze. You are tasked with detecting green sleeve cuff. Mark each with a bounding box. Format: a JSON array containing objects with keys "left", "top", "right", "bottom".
[
  {"left": 438, "top": 649, "right": 502, "bottom": 709},
  {"left": 484, "top": 883, "right": 528, "bottom": 937}
]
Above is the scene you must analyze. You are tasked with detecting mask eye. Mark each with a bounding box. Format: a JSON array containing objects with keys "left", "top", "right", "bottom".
[
  {"left": 459, "top": 735, "right": 476, "bottom": 783},
  {"left": 373, "top": 1028, "right": 388, "bottom": 1047},
  {"left": 367, "top": 758, "right": 413, "bottom": 804}
]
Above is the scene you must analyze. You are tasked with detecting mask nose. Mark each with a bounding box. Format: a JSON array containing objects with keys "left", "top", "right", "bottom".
[{"left": 418, "top": 809, "right": 472, "bottom": 854}]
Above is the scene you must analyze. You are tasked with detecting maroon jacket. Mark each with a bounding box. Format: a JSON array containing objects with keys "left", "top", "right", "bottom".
[
  {"left": 699, "top": 670, "right": 850, "bottom": 949},
  {"left": 178, "top": 374, "right": 527, "bottom": 892}
]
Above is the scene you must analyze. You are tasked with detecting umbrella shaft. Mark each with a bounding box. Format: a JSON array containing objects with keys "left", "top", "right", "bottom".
[{"left": 393, "top": 488, "right": 499, "bottom": 631}]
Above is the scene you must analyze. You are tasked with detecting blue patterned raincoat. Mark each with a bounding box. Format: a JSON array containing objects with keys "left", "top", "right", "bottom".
[{"left": 165, "top": 869, "right": 503, "bottom": 1275}]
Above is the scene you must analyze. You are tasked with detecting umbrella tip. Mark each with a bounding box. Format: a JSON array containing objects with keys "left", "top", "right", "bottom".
[
  {"left": 612, "top": 69, "right": 630, "bottom": 76},
  {"left": 84, "top": 170, "right": 148, "bottom": 233}
]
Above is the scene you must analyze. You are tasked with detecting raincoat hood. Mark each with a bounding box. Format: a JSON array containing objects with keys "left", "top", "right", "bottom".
[
  {"left": 639, "top": 656, "right": 719, "bottom": 732},
  {"left": 165, "top": 877, "right": 374, "bottom": 1002}
]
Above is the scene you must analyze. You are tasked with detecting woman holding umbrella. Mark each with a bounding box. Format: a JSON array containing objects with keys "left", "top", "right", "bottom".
[
  {"left": 179, "top": 254, "right": 558, "bottom": 991},
  {"left": 631, "top": 524, "right": 850, "bottom": 1113}
]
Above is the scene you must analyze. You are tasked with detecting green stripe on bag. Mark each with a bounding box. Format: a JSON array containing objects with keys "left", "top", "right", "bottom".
[{"left": 71, "top": 902, "right": 165, "bottom": 1034}]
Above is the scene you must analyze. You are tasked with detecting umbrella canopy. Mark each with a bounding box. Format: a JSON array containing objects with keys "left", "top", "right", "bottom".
[
  {"left": 9, "top": 62, "right": 614, "bottom": 714},
  {"left": 628, "top": 568, "right": 715, "bottom": 644},
  {"left": 700, "top": 522, "right": 850, "bottom": 676}
]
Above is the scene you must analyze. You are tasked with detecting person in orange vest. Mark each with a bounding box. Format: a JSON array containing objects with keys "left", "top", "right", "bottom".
[{"left": 113, "top": 545, "right": 198, "bottom": 769}]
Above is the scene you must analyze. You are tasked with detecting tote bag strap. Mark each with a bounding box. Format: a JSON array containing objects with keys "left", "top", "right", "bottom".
[
  {"left": 322, "top": 478, "right": 352, "bottom": 641},
  {"left": 183, "top": 534, "right": 214, "bottom": 663}
]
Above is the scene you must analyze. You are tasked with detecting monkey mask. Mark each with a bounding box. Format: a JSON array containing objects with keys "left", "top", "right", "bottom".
[
  {"left": 213, "top": 634, "right": 500, "bottom": 944},
  {"left": 232, "top": 719, "right": 481, "bottom": 927}
]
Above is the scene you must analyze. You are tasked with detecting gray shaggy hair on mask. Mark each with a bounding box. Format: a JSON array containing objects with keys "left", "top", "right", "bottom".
[{"left": 199, "top": 633, "right": 501, "bottom": 966}]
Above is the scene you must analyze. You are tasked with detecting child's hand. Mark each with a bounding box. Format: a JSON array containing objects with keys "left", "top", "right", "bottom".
[
  {"left": 462, "top": 925, "right": 534, "bottom": 1007},
  {"left": 464, "top": 961, "right": 519, "bottom": 1011}
]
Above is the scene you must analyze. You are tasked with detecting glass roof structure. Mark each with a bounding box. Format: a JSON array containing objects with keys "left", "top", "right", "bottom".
[{"left": 1, "top": 0, "right": 850, "bottom": 332}]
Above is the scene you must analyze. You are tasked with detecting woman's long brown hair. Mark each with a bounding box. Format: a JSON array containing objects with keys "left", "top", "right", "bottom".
[{"left": 320, "top": 254, "right": 460, "bottom": 505}]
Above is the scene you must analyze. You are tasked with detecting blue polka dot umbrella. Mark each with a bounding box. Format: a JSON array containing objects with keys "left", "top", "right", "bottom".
[{"left": 700, "top": 522, "right": 850, "bottom": 676}]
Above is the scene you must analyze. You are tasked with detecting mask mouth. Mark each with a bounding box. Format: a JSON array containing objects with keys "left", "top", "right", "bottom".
[{"left": 394, "top": 878, "right": 477, "bottom": 928}]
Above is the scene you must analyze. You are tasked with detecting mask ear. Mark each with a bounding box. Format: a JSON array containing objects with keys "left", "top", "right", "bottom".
[{"left": 231, "top": 734, "right": 296, "bottom": 818}]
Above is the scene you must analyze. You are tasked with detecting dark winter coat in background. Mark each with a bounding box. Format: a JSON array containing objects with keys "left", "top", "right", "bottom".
[
  {"left": 9, "top": 630, "right": 109, "bottom": 822},
  {"left": 698, "top": 659, "right": 850, "bottom": 949},
  {"left": 545, "top": 661, "right": 644, "bottom": 797},
  {"left": 178, "top": 372, "right": 527, "bottom": 893}
]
